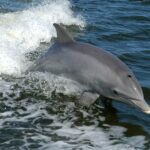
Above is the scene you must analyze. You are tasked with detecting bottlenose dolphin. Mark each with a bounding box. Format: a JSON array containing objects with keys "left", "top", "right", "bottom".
[{"left": 30, "top": 23, "right": 150, "bottom": 114}]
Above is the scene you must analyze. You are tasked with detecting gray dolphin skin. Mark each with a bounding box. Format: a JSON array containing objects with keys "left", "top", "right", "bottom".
[{"left": 30, "top": 23, "right": 150, "bottom": 114}]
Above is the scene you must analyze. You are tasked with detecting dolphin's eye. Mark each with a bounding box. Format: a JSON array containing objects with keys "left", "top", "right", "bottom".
[
  {"left": 113, "top": 89, "right": 118, "bottom": 95},
  {"left": 128, "top": 74, "right": 132, "bottom": 78}
]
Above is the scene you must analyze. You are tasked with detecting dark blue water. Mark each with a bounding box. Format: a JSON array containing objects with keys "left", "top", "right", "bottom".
[{"left": 0, "top": 0, "right": 150, "bottom": 149}]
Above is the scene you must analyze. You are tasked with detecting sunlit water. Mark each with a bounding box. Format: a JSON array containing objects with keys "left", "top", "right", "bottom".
[{"left": 0, "top": 0, "right": 150, "bottom": 149}]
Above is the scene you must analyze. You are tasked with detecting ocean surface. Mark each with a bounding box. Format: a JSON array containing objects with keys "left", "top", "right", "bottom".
[{"left": 0, "top": 0, "right": 150, "bottom": 149}]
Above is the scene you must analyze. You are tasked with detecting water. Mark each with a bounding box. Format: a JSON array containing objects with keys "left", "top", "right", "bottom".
[{"left": 0, "top": 0, "right": 150, "bottom": 149}]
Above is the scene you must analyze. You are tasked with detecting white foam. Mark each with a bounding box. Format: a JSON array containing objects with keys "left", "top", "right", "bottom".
[
  {"left": 0, "top": 0, "right": 85, "bottom": 75},
  {"left": 34, "top": 72, "right": 87, "bottom": 95},
  {"left": 0, "top": 92, "right": 147, "bottom": 150}
]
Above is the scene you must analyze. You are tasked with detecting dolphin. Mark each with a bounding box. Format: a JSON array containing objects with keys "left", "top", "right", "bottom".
[{"left": 30, "top": 23, "right": 150, "bottom": 114}]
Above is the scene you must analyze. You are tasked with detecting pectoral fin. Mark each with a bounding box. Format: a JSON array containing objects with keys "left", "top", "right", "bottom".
[{"left": 78, "top": 91, "right": 99, "bottom": 107}]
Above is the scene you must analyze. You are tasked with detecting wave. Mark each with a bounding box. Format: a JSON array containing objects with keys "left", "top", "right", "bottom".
[{"left": 0, "top": 0, "right": 85, "bottom": 75}]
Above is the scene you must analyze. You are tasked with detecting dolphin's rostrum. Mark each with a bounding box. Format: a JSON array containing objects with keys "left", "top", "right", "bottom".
[{"left": 30, "top": 23, "right": 150, "bottom": 114}]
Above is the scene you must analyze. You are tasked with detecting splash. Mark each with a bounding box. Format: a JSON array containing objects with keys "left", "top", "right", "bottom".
[
  {"left": 0, "top": 95, "right": 147, "bottom": 150},
  {"left": 0, "top": 0, "right": 85, "bottom": 75},
  {"left": 0, "top": 72, "right": 148, "bottom": 150}
]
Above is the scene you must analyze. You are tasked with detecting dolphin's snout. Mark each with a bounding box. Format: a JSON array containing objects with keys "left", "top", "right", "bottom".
[
  {"left": 143, "top": 109, "right": 150, "bottom": 114},
  {"left": 140, "top": 104, "right": 150, "bottom": 114},
  {"left": 131, "top": 99, "right": 150, "bottom": 114}
]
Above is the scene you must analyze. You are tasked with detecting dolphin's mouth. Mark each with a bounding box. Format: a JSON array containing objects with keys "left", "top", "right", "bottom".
[
  {"left": 143, "top": 109, "right": 150, "bottom": 114},
  {"left": 130, "top": 99, "right": 150, "bottom": 114},
  {"left": 117, "top": 95, "right": 150, "bottom": 114}
]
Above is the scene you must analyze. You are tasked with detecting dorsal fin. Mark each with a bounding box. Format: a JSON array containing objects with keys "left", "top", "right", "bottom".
[{"left": 53, "top": 23, "right": 74, "bottom": 43}]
